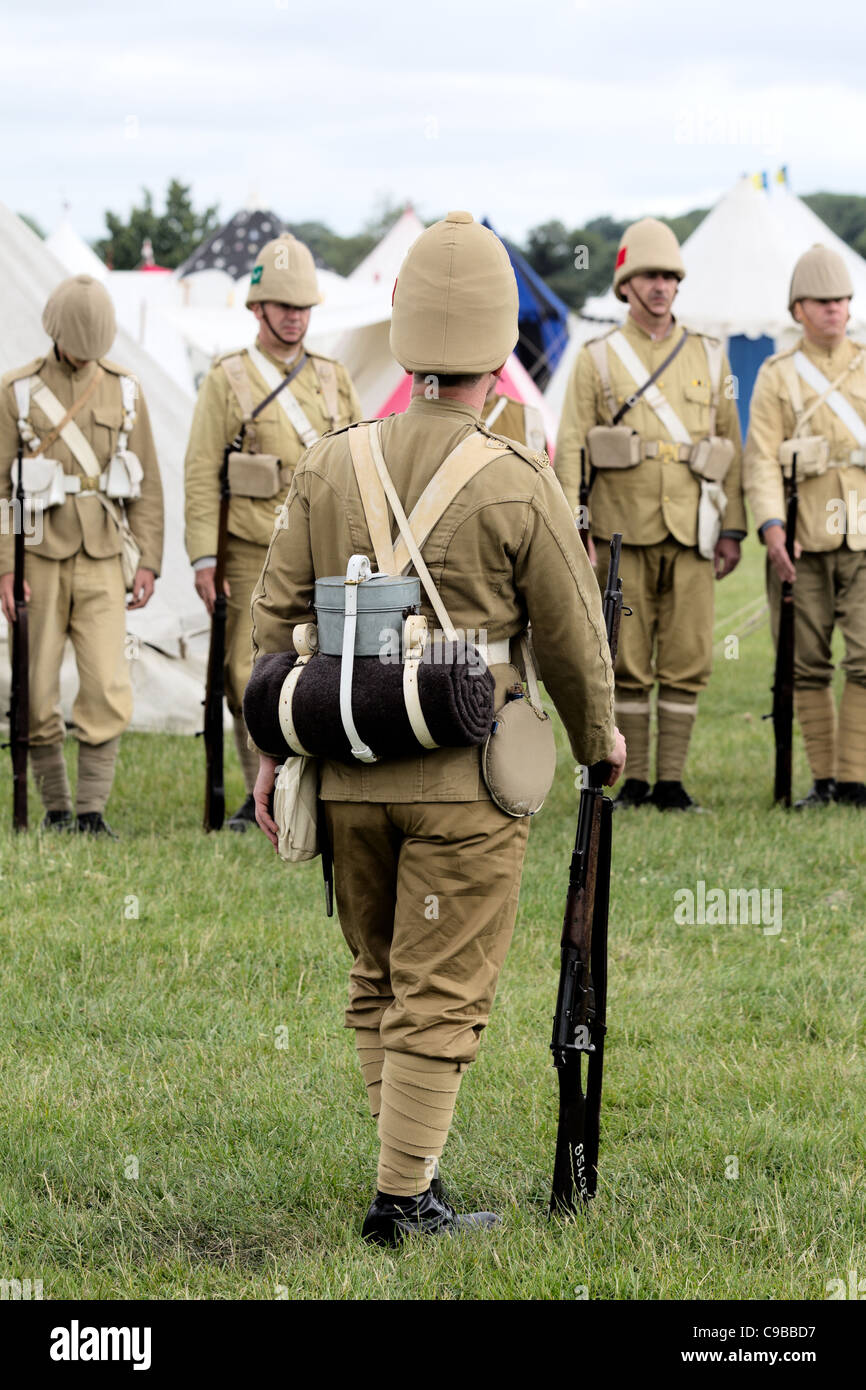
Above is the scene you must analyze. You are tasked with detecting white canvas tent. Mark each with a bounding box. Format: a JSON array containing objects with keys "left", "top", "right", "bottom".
[{"left": 0, "top": 203, "right": 208, "bottom": 734}]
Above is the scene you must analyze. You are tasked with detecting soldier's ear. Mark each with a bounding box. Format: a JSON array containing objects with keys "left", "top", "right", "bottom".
[{"left": 792, "top": 302, "right": 804, "bottom": 325}]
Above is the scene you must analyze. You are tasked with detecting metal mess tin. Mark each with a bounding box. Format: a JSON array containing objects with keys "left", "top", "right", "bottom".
[{"left": 314, "top": 570, "right": 420, "bottom": 656}]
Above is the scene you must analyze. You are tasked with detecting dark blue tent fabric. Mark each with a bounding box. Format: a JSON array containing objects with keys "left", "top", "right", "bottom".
[
  {"left": 729, "top": 334, "right": 775, "bottom": 436},
  {"left": 482, "top": 218, "right": 570, "bottom": 389}
]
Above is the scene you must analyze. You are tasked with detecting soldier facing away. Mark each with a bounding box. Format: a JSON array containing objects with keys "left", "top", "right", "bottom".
[
  {"left": 184, "top": 234, "right": 362, "bottom": 830},
  {"left": 0, "top": 275, "right": 164, "bottom": 835},
  {"left": 555, "top": 219, "right": 747, "bottom": 811},
  {"left": 744, "top": 245, "right": 866, "bottom": 808},
  {"left": 246, "top": 211, "right": 625, "bottom": 1245}
]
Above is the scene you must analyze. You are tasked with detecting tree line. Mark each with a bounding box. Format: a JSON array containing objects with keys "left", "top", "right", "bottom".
[{"left": 20, "top": 183, "right": 866, "bottom": 312}]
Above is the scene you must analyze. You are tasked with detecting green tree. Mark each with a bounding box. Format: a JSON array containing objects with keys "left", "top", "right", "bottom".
[{"left": 96, "top": 180, "right": 220, "bottom": 270}]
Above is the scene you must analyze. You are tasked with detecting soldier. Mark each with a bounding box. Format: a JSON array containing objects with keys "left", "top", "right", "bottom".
[
  {"left": 184, "top": 233, "right": 362, "bottom": 830},
  {"left": 744, "top": 245, "right": 866, "bottom": 808},
  {"left": 0, "top": 274, "right": 164, "bottom": 835},
  {"left": 480, "top": 381, "right": 547, "bottom": 451},
  {"left": 247, "top": 211, "right": 625, "bottom": 1245},
  {"left": 555, "top": 219, "right": 747, "bottom": 811}
]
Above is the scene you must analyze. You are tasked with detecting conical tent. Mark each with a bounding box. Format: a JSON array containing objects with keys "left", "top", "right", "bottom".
[
  {"left": 45, "top": 216, "right": 109, "bottom": 282},
  {"left": 0, "top": 203, "right": 207, "bottom": 734}
]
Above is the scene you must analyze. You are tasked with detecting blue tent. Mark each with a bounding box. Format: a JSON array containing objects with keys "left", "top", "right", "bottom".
[{"left": 483, "top": 218, "right": 570, "bottom": 391}]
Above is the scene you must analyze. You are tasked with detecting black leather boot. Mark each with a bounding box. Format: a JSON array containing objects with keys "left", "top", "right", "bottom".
[
  {"left": 612, "top": 778, "right": 651, "bottom": 810},
  {"left": 227, "top": 793, "right": 257, "bottom": 833},
  {"left": 361, "top": 1186, "right": 500, "bottom": 1247},
  {"left": 76, "top": 812, "right": 118, "bottom": 839},
  {"left": 42, "top": 810, "right": 74, "bottom": 831},
  {"left": 794, "top": 778, "right": 837, "bottom": 809},
  {"left": 834, "top": 781, "right": 866, "bottom": 807},
  {"left": 650, "top": 780, "right": 705, "bottom": 812}
]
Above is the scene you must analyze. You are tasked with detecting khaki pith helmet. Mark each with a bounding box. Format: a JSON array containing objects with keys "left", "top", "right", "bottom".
[
  {"left": 389, "top": 211, "right": 518, "bottom": 374},
  {"left": 42, "top": 275, "right": 116, "bottom": 361},
  {"left": 246, "top": 234, "right": 322, "bottom": 308},
  {"left": 613, "top": 218, "right": 686, "bottom": 302},
  {"left": 789, "top": 244, "right": 854, "bottom": 312}
]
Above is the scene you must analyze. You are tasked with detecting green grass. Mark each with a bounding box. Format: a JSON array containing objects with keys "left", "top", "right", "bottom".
[{"left": 0, "top": 537, "right": 863, "bottom": 1300}]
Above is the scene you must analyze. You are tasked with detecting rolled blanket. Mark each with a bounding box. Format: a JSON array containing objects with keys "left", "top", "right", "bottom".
[
  {"left": 243, "top": 650, "right": 298, "bottom": 758},
  {"left": 244, "top": 648, "right": 495, "bottom": 763}
]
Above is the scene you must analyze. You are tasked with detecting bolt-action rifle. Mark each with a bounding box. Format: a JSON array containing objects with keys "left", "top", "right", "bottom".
[
  {"left": 549, "top": 532, "right": 624, "bottom": 1212},
  {"left": 201, "top": 440, "right": 231, "bottom": 831},
  {"left": 5, "top": 450, "right": 29, "bottom": 831},
  {"left": 578, "top": 447, "right": 591, "bottom": 554},
  {"left": 768, "top": 456, "right": 798, "bottom": 807}
]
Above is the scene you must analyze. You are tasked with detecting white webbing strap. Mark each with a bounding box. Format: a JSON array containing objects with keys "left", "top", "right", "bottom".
[
  {"left": 367, "top": 421, "right": 458, "bottom": 641},
  {"left": 339, "top": 554, "right": 378, "bottom": 763},
  {"left": 248, "top": 344, "right": 320, "bottom": 449},
  {"left": 401, "top": 615, "right": 438, "bottom": 751},
  {"left": 389, "top": 431, "right": 510, "bottom": 574},
  {"left": 28, "top": 378, "right": 102, "bottom": 476},
  {"left": 793, "top": 350, "right": 866, "bottom": 446},
  {"left": 606, "top": 331, "right": 693, "bottom": 445},
  {"left": 278, "top": 656, "right": 316, "bottom": 757},
  {"left": 484, "top": 396, "right": 508, "bottom": 430},
  {"left": 117, "top": 375, "right": 138, "bottom": 453},
  {"left": 587, "top": 339, "right": 617, "bottom": 417},
  {"left": 702, "top": 337, "right": 725, "bottom": 437},
  {"left": 347, "top": 426, "right": 397, "bottom": 573},
  {"left": 523, "top": 403, "right": 547, "bottom": 452}
]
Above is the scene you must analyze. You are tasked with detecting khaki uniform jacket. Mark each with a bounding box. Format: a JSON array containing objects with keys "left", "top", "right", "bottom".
[
  {"left": 0, "top": 352, "right": 164, "bottom": 575},
  {"left": 481, "top": 392, "right": 546, "bottom": 450},
  {"left": 743, "top": 337, "right": 866, "bottom": 553},
  {"left": 184, "top": 342, "right": 362, "bottom": 562},
  {"left": 250, "top": 396, "right": 616, "bottom": 802},
  {"left": 555, "top": 316, "right": 747, "bottom": 546}
]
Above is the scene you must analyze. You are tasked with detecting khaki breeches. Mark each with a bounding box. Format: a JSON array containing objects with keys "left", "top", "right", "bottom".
[
  {"left": 598, "top": 537, "right": 715, "bottom": 695},
  {"left": 324, "top": 799, "right": 531, "bottom": 1063},
  {"left": 23, "top": 550, "right": 131, "bottom": 746},
  {"left": 767, "top": 547, "right": 866, "bottom": 687},
  {"left": 224, "top": 537, "right": 268, "bottom": 717}
]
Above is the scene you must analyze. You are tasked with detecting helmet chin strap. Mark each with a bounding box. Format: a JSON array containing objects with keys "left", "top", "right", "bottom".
[
  {"left": 630, "top": 282, "right": 672, "bottom": 321},
  {"left": 261, "top": 304, "right": 303, "bottom": 349}
]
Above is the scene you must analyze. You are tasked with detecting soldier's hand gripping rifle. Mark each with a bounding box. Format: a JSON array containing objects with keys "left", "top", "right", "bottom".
[
  {"left": 201, "top": 440, "right": 232, "bottom": 831},
  {"left": 768, "top": 456, "right": 798, "bottom": 807},
  {"left": 549, "top": 532, "right": 624, "bottom": 1213},
  {"left": 5, "top": 449, "right": 29, "bottom": 831}
]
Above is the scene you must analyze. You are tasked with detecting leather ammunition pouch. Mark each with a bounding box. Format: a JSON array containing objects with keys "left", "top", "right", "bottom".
[
  {"left": 227, "top": 452, "right": 286, "bottom": 499},
  {"left": 689, "top": 435, "right": 735, "bottom": 483},
  {"left": 779, "top": 436, "right": 830, "bottom": 479},
  {"left": 101, "top": 449, "right": 144, "bottom": 500},
  {"left": 586, "top": 424, "right": 642, "bottom": 470},
  {"left": 11, "top": 456, "right": 67, "bottom": 510}
]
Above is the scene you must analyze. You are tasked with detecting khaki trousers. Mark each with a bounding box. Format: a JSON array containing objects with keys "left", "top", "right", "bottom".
[
  {"left": 767, "top": 547, "right": 866, "bottom": 687},
  {"left": 224, "top": 537, "right": 268, "bottom": 718},
  {"left": 599, "top": 537, "right": 715, "bottom": 695},
  {"left": 324, "top": 799, "right": 530, "bottom": 1063},
  {"left": 24, "top": 550, "right": 131, "bottom": 745}
]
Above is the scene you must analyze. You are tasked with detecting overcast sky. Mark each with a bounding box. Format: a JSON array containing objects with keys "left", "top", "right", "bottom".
[{"left": 2, "top": 0, "right": 865, "bottom": 246}]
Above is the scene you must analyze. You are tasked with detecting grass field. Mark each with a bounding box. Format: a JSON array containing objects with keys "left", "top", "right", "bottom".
[{"left": 1, "top": 537, "right": 864, "bottom": 1301}]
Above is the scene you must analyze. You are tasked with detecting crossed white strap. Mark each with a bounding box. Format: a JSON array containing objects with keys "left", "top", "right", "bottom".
[
  {"left": 248, "top": 344, "right": 320, "bottom": 449},
  {"left": 605, "top": 331, "right": 693, "bottom": 445},
  {"left": 15, "top": 376, "right": 101, "bottom": 476},
  {"left": 793, "top": 351, "right": 866, "bottom": 447}
]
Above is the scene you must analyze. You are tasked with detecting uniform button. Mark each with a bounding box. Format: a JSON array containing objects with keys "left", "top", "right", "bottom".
[{"left": 663, "top": 495, "right": 670, "bottom": 501}]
